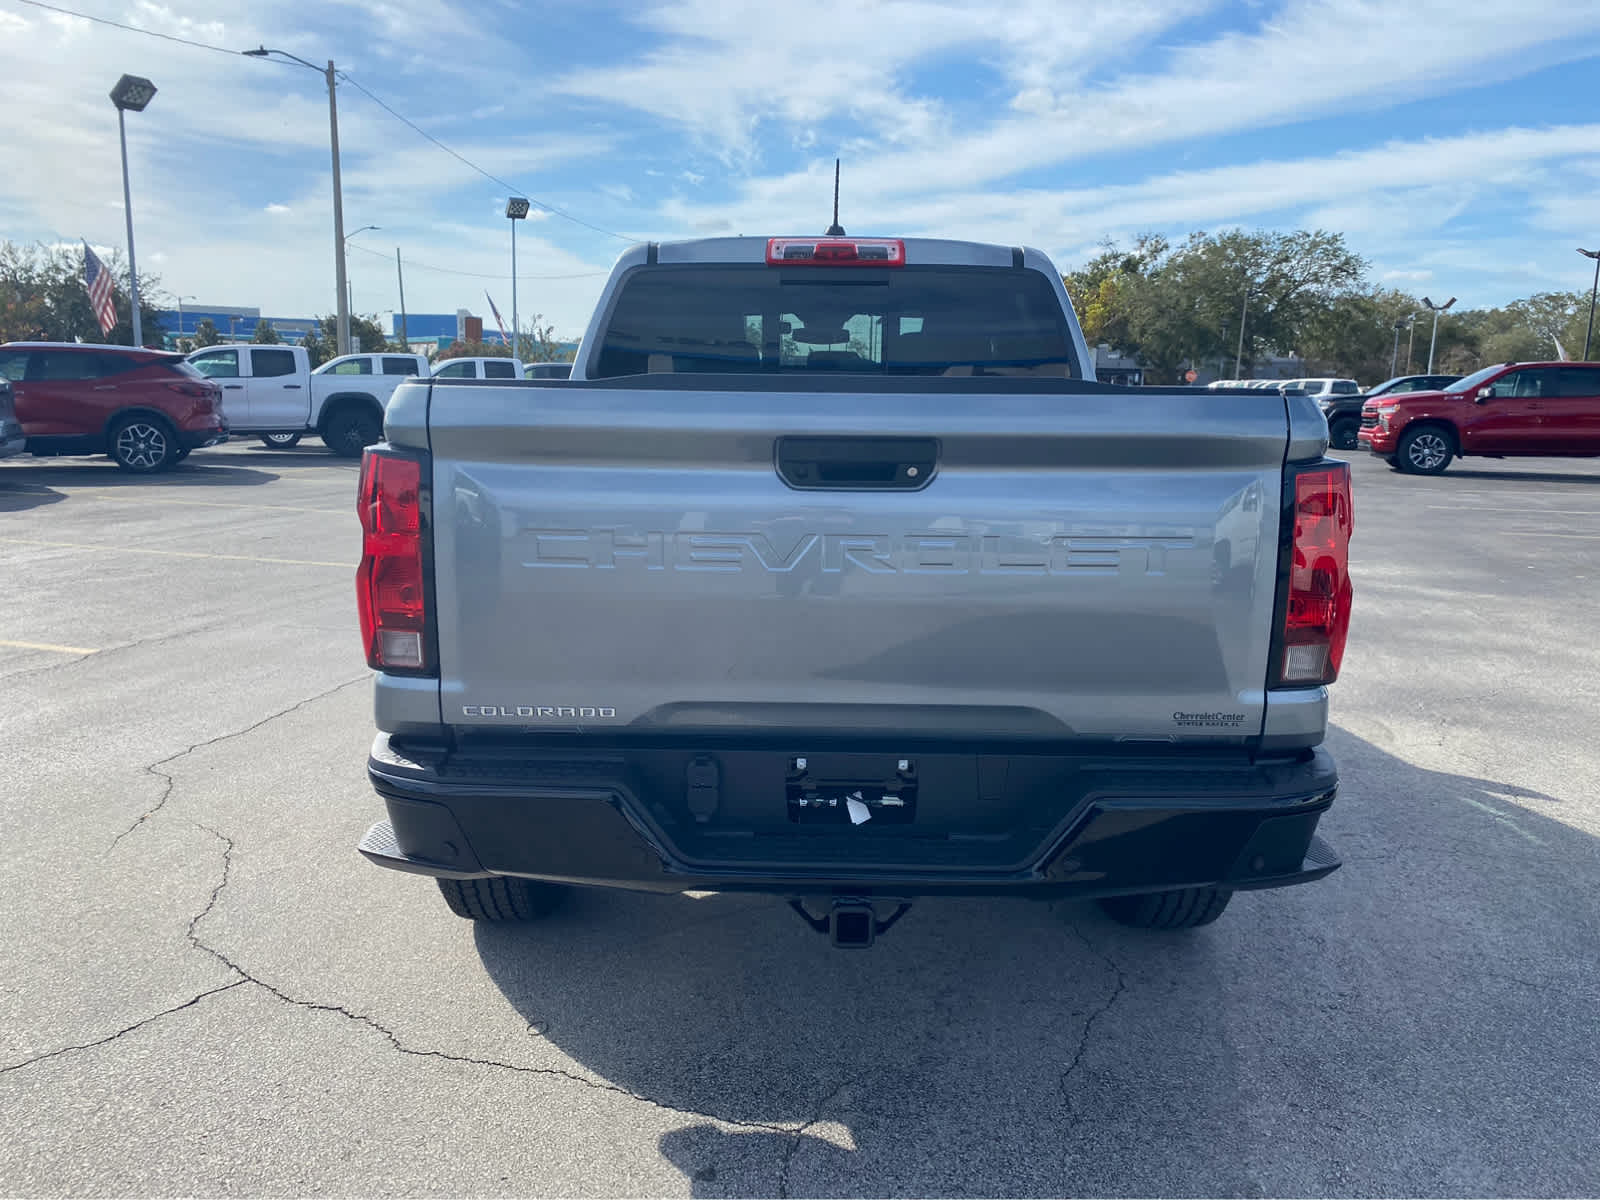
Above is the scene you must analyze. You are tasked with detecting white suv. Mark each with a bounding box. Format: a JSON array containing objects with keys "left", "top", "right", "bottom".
[{"left": 1284, "top": 378, "right": 1361, "bottom": 401}]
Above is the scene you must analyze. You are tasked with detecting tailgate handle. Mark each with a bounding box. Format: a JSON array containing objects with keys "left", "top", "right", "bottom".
[{"left": 776, "top": 437, "right": 938, "bottom": 490}]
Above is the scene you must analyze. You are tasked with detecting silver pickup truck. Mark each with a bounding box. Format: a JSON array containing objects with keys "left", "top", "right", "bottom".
[{"left": 356, "top": 235, "right": 1353, "bottom": 947}]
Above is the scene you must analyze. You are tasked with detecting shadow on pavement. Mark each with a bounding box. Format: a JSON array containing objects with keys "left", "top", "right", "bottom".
[
  {"left": 0, "top": 460, "right": 279, "bottom": 489},
  {"left": 473, "top": 727, "right": 1600, "bottom": 1196},
  {"left": 0, "top": 481, "right": 66, "bottom": 512},
  {"left": 1432, "top": 467, "right": 1600, "bottom": 486}
]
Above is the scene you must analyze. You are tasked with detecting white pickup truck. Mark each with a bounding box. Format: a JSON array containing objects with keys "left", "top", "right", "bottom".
[{"left": 186, "top": 345, "right": 429, "bottom": 455}]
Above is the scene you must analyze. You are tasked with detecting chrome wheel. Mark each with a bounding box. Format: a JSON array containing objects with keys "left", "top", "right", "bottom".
[
  {"left": 260, "top": 432, "right": 302, "bottom": 448},
  {"left": 113, "top": 420, "right": 172, "bottom": 472}
]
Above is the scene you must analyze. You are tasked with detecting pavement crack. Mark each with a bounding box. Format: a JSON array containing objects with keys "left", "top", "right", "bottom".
[
  {"left": 1059, "top": 925, "right": 1127, "bottom": 1117},
  {"left": 181, "top": 827, "right": 795, "bottom": 1135},
  {"left": 777, "top": 1079, "right": 853, "bottom": 1198},
  {"left": 0, "top": 980, "right": 248, "bottom": 1076},
  {"left": 110, "top": 674, "right": 369, "bottom": 847}
]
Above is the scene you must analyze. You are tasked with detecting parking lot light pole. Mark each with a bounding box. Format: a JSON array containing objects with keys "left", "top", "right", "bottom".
[
  {"left": 1421, "top": 296, "right": 1456, "bottom": 374},
  {"left": 343, "top": 225, "right": 379, "bottom": 319},
  {"left": 1390, "top": 319, "right": 1407, "bottom": 378},
  {"left": 1579, "top": 249, "right": 1600, "bottom": 361},
  {"left": 242, "top": 47, "right": 350, "bottom": 355},
  {"left": 110, "top": 74, "right": 157, "bottom": 348},
  {"left": 506, "top": 198, "right": 530, "bottom": 357}
]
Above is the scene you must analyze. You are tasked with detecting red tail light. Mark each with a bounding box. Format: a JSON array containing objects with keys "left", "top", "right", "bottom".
[
  {"left": 766, "top": 238, "right": 905, "bottom": 266},
  {"left": 1275, "top": 462, "right": 1354, "bottom": 686},
  {"left": 165, "top": 381, "right": 213, "bottom": 398},
  {"left": 357, "top": 449, "right": 430, "bottom": 673}
]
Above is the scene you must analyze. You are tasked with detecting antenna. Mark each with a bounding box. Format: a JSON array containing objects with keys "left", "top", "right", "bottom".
[{"left": 824, "top": 158, "right": 845, "bottom": 237}]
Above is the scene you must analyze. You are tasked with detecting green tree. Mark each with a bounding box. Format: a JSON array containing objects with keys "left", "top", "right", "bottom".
[
  {"left": 317, "top": 313, "right": 391, "bottom": 354},
  {"left": 435, "top": 339, "right": 512, "bottom": 362},
  {"left": 300, "top": 323, "right": 330, "bottom": 369},
  {"left": 250, "top": 319, "right": 280, "bottom": 344},
  {"left": 0, "top": 240, "right": 165, "bottom": 346},
  {"left": 514, "top": 314, "right": 571, "bottom": 362},
  {"left": 192, "top": 318, "right": 221, "bottom": 347}
]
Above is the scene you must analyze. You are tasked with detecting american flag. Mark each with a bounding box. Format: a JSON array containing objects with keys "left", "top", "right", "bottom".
[
  {"left": 82, "top": 243, "right": 117, "bottom": 335},
  {"left": 484, "top": 290, "right": 510, "bottom": 347}
]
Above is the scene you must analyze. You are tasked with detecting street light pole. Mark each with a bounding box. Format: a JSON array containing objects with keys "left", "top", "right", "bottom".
[
  {"left": 1390, "top": 319, "right": 1405, "bottom": 378},
  {"left": 1405, "top": 314, "right": 1418, "bottom": 374},
  {"left": 1579, "top": 248, "right": 1600, "bottom": 361},
  {"left": 1421, "top": 296, "right": 1457, "bottom": 374},
  {"left": 110, "top": 74, "right": 157, "bottom": 348},
  {"left": 242, "top": 48, "right": 350, "bottom": 355},
  {"left": 341, "top": 225, "right": 378, "bottom": 338},
  {"left": 1234, "top": 285, "right": 1249, "bottom": 378},
  {"left": 506, "top": 198, "right": 530, "bottom": 358}
]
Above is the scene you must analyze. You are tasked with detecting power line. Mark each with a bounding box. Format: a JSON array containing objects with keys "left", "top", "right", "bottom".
[
  {"left": 9, "top": 0, "right": 291, "bottom": 62},
  {"left": 333, "top": 72, "right": 638, "bottom": 243},
  {"left": 13, "top": 0, "right": 643, "bottom": 245},
  {"left": 345, "top": 240, "right": 607, "bottom": 281}
]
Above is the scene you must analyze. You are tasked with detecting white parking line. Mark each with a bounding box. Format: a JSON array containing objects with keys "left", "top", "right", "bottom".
[
  {"left": 0, "top": 638, "right": 99, "bottom": 656},
  {"left": 0, "top": 537, "right": 352, "bottom": 568},
  {"left": 1426, "top": 506, "right": 1599, "bottom": 516}
]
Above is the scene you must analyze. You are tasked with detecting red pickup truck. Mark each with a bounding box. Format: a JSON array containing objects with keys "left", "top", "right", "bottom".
[{"left": 1358, "top": 361, "right": 1600, "bottom": 474}]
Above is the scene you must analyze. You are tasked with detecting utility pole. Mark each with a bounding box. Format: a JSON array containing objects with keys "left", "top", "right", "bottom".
[
  {"left": 396, "top": 247, "right": 408, "bottom": 350},
  {"left": 241, "top": 49, "right": 350, "bottom": 354},
  {"left": 326, "top": 60, "right": 349, "bottom": 355}
]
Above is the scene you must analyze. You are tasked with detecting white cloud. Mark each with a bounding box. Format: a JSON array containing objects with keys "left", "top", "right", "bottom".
[{"left": 265, "top": 203, "right": 291, "bottom": 214}]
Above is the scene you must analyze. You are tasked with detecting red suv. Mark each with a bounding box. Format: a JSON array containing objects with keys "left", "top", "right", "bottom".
[
  {"left": 1358, "top": 361, "right": 1600, "bottom": 475},
  {"left": 0, "top": 342, "right": 228, "bottom": 473}
]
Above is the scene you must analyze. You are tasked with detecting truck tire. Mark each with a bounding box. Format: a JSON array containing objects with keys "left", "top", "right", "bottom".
[
  {"left": 1397, "top": 425, "right": 1454, "bottom": 475},
  {"left": 1328, "top": 417, "right": 1359, "bottom": 451},
  {"left": 1098, "top": 886, "right": 1232, "bottom": 930},
  {"left": 259, "top": 432, "right": 302, "bottom": 448},
  {"left": 109, "top": 414, "right": 180, "bottom": 473},
  {"left": 322, "top": 405, "right": 382, "bottom": 458},
  {"left": 437, "top": 877, "right": 564, "bottom": 921}
]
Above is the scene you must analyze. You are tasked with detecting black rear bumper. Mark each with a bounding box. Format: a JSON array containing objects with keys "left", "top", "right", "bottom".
[{"left": 361, "top": 734, "right": 1340, "bottom": 900}]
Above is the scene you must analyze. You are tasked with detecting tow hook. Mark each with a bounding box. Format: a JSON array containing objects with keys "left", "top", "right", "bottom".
[{"left": 787, "top": 897, "right": 913, "bottom": 948}]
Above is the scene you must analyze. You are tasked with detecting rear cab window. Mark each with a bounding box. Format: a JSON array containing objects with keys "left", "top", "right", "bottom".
[
  {"left": 433, "top": 361, "right": 476, "bottom": 379},
  {"left": 591, "top": 264, "right": 1082, "bottom": 380},
  {"left": 190, "top": 349, "right": 240, "bottom": 378},
  {"left": 323, "top": 357, "right": 373, "bottom": 375},
  {"left": 382, "top": 357, "right": 421, "bottom": 376},
  {"left": 483, "top": 360, "right": 517, "bottom": 379},
  {"left": 251, "top": 348, "right": 299, "bottom": 378}
]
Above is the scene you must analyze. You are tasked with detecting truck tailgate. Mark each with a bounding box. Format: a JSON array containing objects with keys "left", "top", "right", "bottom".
[{"left": 427, "top": 383, "right": 1286, "bottom": 744}]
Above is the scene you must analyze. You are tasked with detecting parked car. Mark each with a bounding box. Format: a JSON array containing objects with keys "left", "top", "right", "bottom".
[
  {"left": 0, "top": 378, "right": 25, "bottom": 459},
  {"left": 1358, "top": 361, "right": 1600, "bottom": 474},
  {"left": 0, "top": 342, "right": 227, "bottom": 472},
  {"left": 186, "top": 346, "right": 429, "bottom": 455},
  {"left": 356, "top": 234, "right": 1352, "bottom": 944},
  {"left": 1322, "top": 374, "right": 1460, "bottom": 451},
  {"left": 431, "top": 356, "right": 525, "bottom": 380}
]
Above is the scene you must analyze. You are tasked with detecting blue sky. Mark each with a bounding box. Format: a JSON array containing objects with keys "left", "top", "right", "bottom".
[{"left": 3, "top": 0, "right": 1599, "bottom": 340}]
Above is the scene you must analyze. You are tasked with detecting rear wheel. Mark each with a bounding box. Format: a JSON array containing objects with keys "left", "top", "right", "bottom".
[
  {"left": 437, "top": 877, "right": 565, "bottom": 921},
  {"left": 1098, "top": 886, "right": 1233, "bottom": 930},
  {"left": 1328, "top": 417, "right": 1360, "bottom": 451},
  {"left": 322, "top": 405, "right": 382, "bottom": 458},
  {"left": 259, "top": 432, "right": 302, "bottom": 449},
  {"left": 1398, "top": 425, "right": 1454, "bottom": 475},
  {"left": 109, "top": 415, "right": 180, "bottom": 473}
]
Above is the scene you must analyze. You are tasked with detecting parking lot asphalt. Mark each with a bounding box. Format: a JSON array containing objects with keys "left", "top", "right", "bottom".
[{"left": 2, "top": 441, "right": 1598, "bottom": 1198}]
